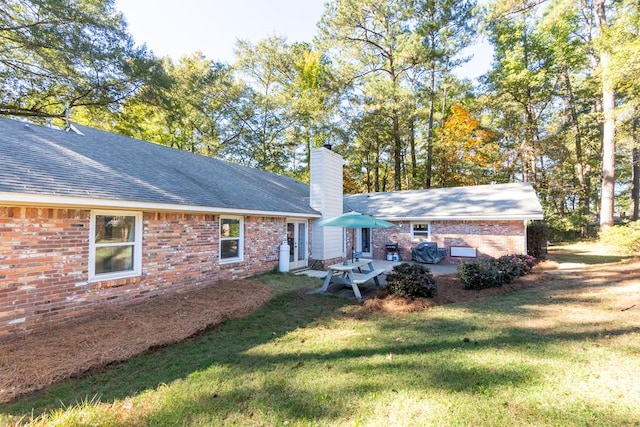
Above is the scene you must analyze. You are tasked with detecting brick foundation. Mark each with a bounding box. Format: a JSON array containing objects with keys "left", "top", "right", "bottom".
[{"left": 0, "top": 206, "right": 285, "bottom": 338}]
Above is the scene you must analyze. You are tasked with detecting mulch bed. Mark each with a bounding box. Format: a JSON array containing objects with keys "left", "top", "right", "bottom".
[
  {"left": 0, "top": 280, "right": 271, "bottom": 404},
  {"left": 0, "top": 265, "right": 555, "bottom": 404},
  {"left": 360, "top": 267, "right": 551, "bottom": 314}
]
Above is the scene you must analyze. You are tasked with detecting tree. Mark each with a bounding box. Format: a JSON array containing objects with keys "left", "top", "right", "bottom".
[
  {"left": 0, "top": 0, "right": 155, "bottom": 119},
  {"left": 433, "top": 104, "right": 498, "bottom": 186},
  {"left": 318, "top": 0, "right": 426, "bottom": 190},
  {"left": 413, "top": 0, "right": 477, "bottom": 188},
  {"left": 285, "top": 43, "right": 338, "bottom": 180},
  {"left": 594, "top": 0, "right": 616, "bottom": 230},
  {"left": 484, "top": 11, "right": 557, "bottom": 186},
  {"left": 229, "top": 36, "right": 299, "bottom": 173}
]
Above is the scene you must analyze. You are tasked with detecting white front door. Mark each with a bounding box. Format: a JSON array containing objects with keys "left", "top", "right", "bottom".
[
  {"left": 287, "top": 220, "right": 308, "bottom": 270},
  {"left": 355, "top": 228, "right": 373, "bottom": 258}
]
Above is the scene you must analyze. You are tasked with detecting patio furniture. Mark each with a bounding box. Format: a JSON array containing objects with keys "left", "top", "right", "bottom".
[{"left": 321, "top": 259, "right": 386, "bottom": 299}]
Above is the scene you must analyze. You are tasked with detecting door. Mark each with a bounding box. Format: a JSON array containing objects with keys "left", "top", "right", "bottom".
[
  {"left": 355, "top": 228, "right": 372, "bottom": 258},
  {"left": 287, "top": 220, "right": 308, "bottom": 270}
]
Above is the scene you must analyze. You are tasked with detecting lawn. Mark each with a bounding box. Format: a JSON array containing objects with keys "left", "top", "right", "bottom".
[{"left": 1, "top": 244, "right": 639, "bottom": 426}]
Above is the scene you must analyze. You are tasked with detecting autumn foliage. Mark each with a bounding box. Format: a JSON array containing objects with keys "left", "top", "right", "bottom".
[{"left": 433, "top": 105, "right": 499, "bottom": 187}]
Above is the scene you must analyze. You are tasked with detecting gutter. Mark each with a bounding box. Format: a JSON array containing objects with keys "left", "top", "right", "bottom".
[{"left": 0, "top": 192, "right": 321, "bottom": 219}]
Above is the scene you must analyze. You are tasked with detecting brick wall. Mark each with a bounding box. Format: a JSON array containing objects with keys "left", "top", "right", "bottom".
[
  {"left": 372, "top": 220, "right": 526, "bottom": 263},
  {"left": 0, "top": 206, "right": 285, "bottom": 338}
]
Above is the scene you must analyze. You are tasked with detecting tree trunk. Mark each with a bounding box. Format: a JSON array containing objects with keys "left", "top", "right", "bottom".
[
  {"left": 563, "top": 67, "right": 590, "bottom": 236},
  {"left": 632, "top": 117, "right": 640, "bottom": 221},
  {"left": 409, "top": 117, "right": 417, "bottom": 187},
  {"left": 595, "top": 0, "right": 616, "bottom": 231},
  {"left": 373, "top": 135, "right": 379, "bottom": 192},
  {"left": 392, "top": 109, "right": 402, "bottom": 191},
  {"left": 425, "top": 70, "right": 436, "bottom": 189}
]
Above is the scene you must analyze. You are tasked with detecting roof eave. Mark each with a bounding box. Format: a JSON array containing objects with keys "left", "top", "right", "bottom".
[
  {"left": 379, "top": 214, "right": 544, "bottom": 221},
  {"left": 0, "top": 192, "right": 321, "bottom": 218}
]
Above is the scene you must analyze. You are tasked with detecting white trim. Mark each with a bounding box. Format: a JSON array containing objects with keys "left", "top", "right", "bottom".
[
  {"left": 286, "top": 218, "right": 309, "bottom": 270},
  {"left": 0, "top": 192, "right": 319, "bottom": 218},
  {"left": 410, "top": 221, "right": 431, "bottom": 242},
  {"left": 220, "top": 215, "right": 244, "bottom": 263},
  {"left": 89, "top": 210, "right": 143, "bottom": 282}
]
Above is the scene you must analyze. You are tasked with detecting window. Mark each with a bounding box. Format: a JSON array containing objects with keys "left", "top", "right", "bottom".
[
  {"left": 411, "top": 222, "right": 430, "bottom": 241},
  {"left": 220, "top": 216, "right": 243, "bottom": 262},
  {"left": 89, "top": 211, "right": 142, "bottom": 281}
]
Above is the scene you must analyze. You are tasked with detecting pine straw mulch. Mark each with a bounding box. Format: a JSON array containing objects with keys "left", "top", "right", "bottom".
[
  {"left": 0, "top": 259, "right": 582, "bottom": 404},
  {"left": 0, "top": 280, "right": 271, "bottom": 404},
  {"left": 360, "top": 262, "right": 556, "bottom": 314}
]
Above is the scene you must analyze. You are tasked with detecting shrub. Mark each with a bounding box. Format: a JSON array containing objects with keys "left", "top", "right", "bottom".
[
  {"left": 458, "top": 260, "right": 501, "bottom": 290},
  {"left": 458, "top": 254, "right": 537, "bottom": 290},
  {"left": 599, "top": 222, "right": 640, "bottom": 255},
  {"left": 386, "top": 263, "right": 437, "bottom": 299},
  {"left": 527, "top": 220, "right": 549, "bottom": 258}
]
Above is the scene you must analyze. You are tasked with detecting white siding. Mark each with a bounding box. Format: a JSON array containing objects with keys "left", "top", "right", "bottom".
[{"left": 310, "top": 147, "right": 344, "bottom": 260}]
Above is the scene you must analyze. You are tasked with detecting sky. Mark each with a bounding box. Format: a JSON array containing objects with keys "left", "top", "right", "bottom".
[{"left": 114, "top": 0, "right": 492, "bottom": 80}]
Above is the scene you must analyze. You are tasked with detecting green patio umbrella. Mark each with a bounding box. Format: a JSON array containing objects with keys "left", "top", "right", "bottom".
[{"left": 316, "top": 212, "right": 397, "bottom": 261}]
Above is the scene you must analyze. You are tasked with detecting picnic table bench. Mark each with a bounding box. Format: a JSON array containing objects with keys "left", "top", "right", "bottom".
[{"left": 321, "top": 260, "right": 386, "bottom": 299}]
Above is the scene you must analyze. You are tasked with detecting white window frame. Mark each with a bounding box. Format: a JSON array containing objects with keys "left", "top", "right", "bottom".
[
  {"left": 411, "top": 222, "right": 431, "bottom": 242},
  {"left": 220, "top": 215, "right": 244, "bottom": 263},
  {"left": 89, "top": 210, "right": 143, "bottom": 282}
]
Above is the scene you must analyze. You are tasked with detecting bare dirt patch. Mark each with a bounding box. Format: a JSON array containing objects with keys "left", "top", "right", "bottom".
[{"left": 0, "top": 280, "right": 271, "bottom": 404}]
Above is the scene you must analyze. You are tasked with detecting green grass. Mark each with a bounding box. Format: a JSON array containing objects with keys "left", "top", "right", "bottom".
[
  {"left": 1, "top": 255, "right": 639, "bottom": 426},
  {"left": 547, "top": 241, "right": 630, "bottom": 264}
]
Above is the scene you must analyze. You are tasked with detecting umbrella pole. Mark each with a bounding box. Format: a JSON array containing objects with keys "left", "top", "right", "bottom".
[{"left": 352, "top": 228, "right": 355, "bottom": 263}]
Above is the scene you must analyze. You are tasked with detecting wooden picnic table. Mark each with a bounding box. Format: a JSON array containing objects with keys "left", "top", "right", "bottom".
[{"left": 321, "top": 259, "right": 386, "bottom": 299}]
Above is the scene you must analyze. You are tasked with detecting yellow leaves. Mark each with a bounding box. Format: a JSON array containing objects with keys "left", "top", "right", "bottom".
[{"left": 434, "top": 104, "right": 499, "bottom": 186}]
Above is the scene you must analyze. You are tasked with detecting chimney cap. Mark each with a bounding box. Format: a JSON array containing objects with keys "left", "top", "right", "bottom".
[{"left": 322, "top": 143, "right": 333, "bottom": 151}]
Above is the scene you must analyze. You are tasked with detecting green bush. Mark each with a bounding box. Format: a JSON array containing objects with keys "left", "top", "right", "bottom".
[
  {"left": 458, "top": 260, "right": 501, "bottom": 289},
  {"left": 458, "top": 254, "right": 537, "bottom": 290},
  {"left": 386, "top": 263, "right": 437, "bottom": 299},
  {"left": 599, "top": 222, "right": 640, "bottom": 255},
  {"left": 527, "top": 220, "right": 548, "bottom": 258}
]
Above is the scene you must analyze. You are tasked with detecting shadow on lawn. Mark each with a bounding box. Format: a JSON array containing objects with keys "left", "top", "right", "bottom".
[
  {"left": 547, "top": 245, "right": 631, "bottom": 265},
  {"left": 3, "top": 261, "right": 639, "bottom": 424}
]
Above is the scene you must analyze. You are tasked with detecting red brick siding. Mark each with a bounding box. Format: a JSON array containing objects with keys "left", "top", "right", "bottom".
[
  {"left": 0, "top": 207, "right": 285, "bottom": 338},
  {"left": 372, "top": 220, "right": 526, "bottom": 263}
]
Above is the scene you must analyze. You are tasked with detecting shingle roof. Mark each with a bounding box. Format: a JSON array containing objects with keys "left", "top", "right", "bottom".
[
  {"left": 344, "top": 183, "right": 544, "bottom": 220},
  {"left": 0, "top": 117, "right": 318, "bottom": 216}
]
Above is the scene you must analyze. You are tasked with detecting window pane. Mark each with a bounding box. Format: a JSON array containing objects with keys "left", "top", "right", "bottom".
[
  {"left": 221, "top": 239, "right": 239, "bottom": 259},
  {"left": 221, "top": 218, "right": 240, "bottom": 238},
  {"left": 287, "top": 223, "right": 295, "bottom": 262},
  {"left": 297, "top": 223, "right": 306, "bottom": 261},
  {"left": 413, "top": 223, "right": 428, "bottom": 232},
  {"left": 95, "top": 215, "right": 135, "bottom": 243},
  {"left": 95, "top": 245, "right": 134, "bottom": 274},
  {"left": 361, "top": 228, "right": 371, "bottom": 252}
]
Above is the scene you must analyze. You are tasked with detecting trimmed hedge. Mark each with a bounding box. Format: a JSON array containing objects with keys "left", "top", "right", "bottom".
[
  {"left": 386, "top": 263, "right": 437, "bottom": 299},
  {"left": 458, "top": 254, "right": 536, "bottom": 290}
]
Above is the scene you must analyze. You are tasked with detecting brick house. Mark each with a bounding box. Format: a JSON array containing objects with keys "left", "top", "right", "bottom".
[
  {"left": 1, "top": 117, "right": 542, "bottom": 337},
  {"left": 343, "top": 184, "right": 544, "bottom": 263}
]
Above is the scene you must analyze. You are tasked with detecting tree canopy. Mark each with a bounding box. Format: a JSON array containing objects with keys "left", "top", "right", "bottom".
[
  {"left": 0, "top": 0, "right": 156, "bottom": 119},
  {"left": 3, "top": 0, "right": 640, "bottom": 238}
]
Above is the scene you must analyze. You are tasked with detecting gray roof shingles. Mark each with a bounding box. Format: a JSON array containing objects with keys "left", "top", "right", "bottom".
[
  {"left": 0, "top": 117, "right": 317, "bottom": 216},
  {"left": 344, "top": 183, "right": 544, "bottom": 220}
]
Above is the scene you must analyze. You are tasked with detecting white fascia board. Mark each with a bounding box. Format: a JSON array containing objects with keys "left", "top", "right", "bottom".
[
  {"left": 0, "top": 192, "right": 321, "bottom": 219},
  {"left": 380, "top": 214, "right": 544, "bottom": 221}
]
